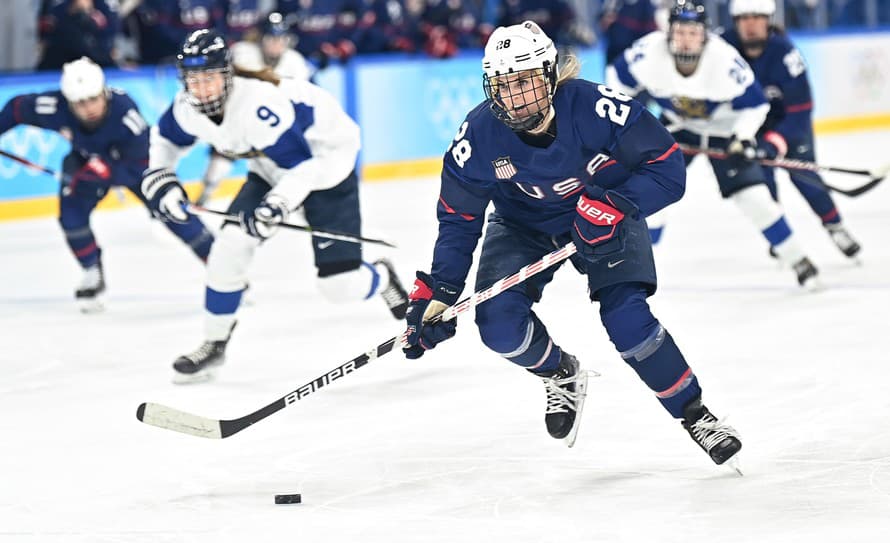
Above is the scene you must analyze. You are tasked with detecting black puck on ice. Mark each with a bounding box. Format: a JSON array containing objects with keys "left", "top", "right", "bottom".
[{"left": 274, "top": 493, "right": 302, "bottom": 504}]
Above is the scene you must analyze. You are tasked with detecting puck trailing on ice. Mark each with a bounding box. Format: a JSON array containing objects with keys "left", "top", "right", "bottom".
[{"left": 274, "top": 493, "right": 301, "bottom": 504}]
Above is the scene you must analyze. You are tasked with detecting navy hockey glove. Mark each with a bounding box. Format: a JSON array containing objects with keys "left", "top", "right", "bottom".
[
  {"left": 757, "top": 130, "right": 788, "bottom": 160},
  {"left": 571, "top": 188, "right": 636, "bottom": 262},
  {"left": 141, "top": 168, "right": 189, "bottom": 223},
  {"left": 725, "top": 135, "right": 758, "bottom": 168},
  {"left": 403, "top": 272, "right": 461, "bottom": 360},
  {"left": 239, "top": 195, "right": 289, "bottom": 240}
]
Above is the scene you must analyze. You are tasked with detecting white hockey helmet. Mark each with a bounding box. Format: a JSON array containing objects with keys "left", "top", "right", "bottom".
[
  {"left": 61, "top": 57, "right": 106, "bottom": 103},
  {"left": 729, "top": 0, "right": 775, "bottom": 17},
  {"left": 482, "top": 21, "right": 559, "bottom": 131}
]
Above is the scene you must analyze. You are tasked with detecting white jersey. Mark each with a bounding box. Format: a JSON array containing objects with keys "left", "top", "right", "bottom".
[
  {"left": 150, "top": 76, "right": 360, "bottom": 207},
  {"left": 606, "top": 30, "right": 769, "bottom": 141},
  {"left": 230, "top": 41, "right": 314, "bottom": 81}
]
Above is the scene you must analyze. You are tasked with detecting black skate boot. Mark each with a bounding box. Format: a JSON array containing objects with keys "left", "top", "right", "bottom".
[
  {"left": 682, "top": 399, "right": 742, "bottom": 469},
  {"left": 792, "top": 257, "right": 820, "bottom": 290},
  {"left": 375, "top": 259, "right": 409, "bottom": 319},
  {"left": 172, "top": 324, "right": 235, "bottom": 384},
  {"left": 533, "top": 351, "right": 589, "bottom": 448},
  {"left": 75, "top": 262, "right": 106, "bottom": 313},
  {"left": 825, "top": 223, "right": 861, "bottom": 259}
]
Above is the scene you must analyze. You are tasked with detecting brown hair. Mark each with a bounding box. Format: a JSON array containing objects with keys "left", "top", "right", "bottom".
[{"left": 233, "top": 66, "right": 281, "bottom": 86}]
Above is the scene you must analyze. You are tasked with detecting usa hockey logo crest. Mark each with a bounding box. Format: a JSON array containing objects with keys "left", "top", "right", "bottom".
[{"left": 492, "top": 157, "right": 517, "bottom": 179}]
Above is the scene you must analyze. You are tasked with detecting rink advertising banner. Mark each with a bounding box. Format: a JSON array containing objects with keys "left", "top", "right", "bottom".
[{"left": 1, "top": 31, "right": 889, "bottom": 218}]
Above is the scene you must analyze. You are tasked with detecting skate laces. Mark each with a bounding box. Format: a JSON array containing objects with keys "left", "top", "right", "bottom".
[
  {"left": 184, "top": 341, "right": 221, "bottom": 364},
  {"left": 542, "top": 373, "right": 582, "bottom": 414},
  {"left": 688, "top": 412, "right": 739, "bottom": 452},
  {"left": 78, "top": 266, "right": 103, "bottom": 289},
  {"left": 828, "top": 226, "right": 856, "bottom": 250}
]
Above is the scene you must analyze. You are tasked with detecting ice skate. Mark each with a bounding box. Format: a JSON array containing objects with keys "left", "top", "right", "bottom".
[
  {"left": 534, "top": 351, "right": 589, "bottom": 448},
  {"left": 172, "top": 337, "right": 229, "bottom": 384},
  {"left": 792, "top": 256, "right": 821, "bottom": 291},
  {"left": 682, "top": 399, "right": 743, "bottom": 474},
  {"left": 825, "top": 223, "right": 861, "bottom": 260},
  {"left": 375, "top": 259, "right": 409, "bottom": 319},
  {"left": 75, "top": 262, "right": 105, "bottom": 313}
]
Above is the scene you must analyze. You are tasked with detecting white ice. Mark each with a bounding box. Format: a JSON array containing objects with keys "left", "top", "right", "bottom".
[{"left": 1, "top": 131, "right": 889, "bottom": 543}]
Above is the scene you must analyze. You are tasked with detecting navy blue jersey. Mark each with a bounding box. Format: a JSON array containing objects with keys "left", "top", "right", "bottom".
[
  {"left": 0, "top": 89, "right": 150, "bottom": 185},
  {"left": 431, "top": 78, "right": 684, "bottom": 286},
  {"left": 722, "top": 28, "right": 813, "bottom": 143}
]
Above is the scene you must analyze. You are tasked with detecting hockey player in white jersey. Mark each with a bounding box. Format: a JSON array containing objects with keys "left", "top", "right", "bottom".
[
  {"left": 607, "top": 0, "right": 819, "bottom": 289},
  {"left": 197, "top": 12, "right": 315, "bottom": 206},
  {"left": 141, "top": 29, "right": 409, "bottom": 383}
]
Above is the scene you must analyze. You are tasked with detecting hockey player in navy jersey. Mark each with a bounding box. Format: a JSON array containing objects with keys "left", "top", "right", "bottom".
[
  {"left": 401, "top": 21, "right": 741, "bottom": 467},
  {"left": 607, "top": 0, "right": 820, "bottom": 289},
  {"left": 0, "top": 57, "right": 214, "bottom": 313},
  {"left": 723, "top": 0, "right": 861, "bottom": 259},
  {"left": 142, "top": 30, "right": 409, "bottom": 383}
]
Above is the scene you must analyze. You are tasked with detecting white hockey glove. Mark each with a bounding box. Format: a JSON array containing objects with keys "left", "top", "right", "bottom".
[
  {"left": 141, "top": 168, "right": 189, "bottom": 223},
  {"left": 239, "top": 195, "right": 289, "bottom": 240}
]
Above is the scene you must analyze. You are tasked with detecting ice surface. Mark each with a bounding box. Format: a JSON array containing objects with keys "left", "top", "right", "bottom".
[{"left": 1, "top": 131, "right": 889, "bottom": 542}]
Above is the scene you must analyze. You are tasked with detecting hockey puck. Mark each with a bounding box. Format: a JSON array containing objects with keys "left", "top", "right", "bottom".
[{"left": 274, "top": 493, "right": 302, "bottom": 504}]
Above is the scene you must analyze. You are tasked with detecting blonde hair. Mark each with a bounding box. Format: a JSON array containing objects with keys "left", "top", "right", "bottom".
[
  {"left": 556, "top": 52, "right": 582, "bottom": 87},
  {"left": 233, "top": 66, "right": 281, "bottom": 86}
]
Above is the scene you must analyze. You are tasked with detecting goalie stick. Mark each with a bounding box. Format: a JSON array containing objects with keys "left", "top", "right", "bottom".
[
  {"left": 680, "top": 145, "right": 889, "bottom": 197},
  {"left": 187, "top": 203, "right": 398, "bottom": 248},
  {"left": 136, "top": 242, "right": 580, "bottom": 439}
]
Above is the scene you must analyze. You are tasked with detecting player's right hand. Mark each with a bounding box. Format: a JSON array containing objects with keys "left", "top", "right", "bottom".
[
  {"left": 141, "top": 168, "right": 188, "bottom": 223},
  {"left": 239, "top": 195, "right": 289, "bottom": 240},
  {"left": 726, "top": 135, "right": 758, "bottom": 168},
  {"left": 403, "top": 272, "right": 461, "bottom": 360}
]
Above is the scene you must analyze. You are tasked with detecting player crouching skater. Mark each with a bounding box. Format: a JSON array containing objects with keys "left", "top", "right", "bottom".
[
  {"left": 142, "top": 30, "right": 409, "bottom": 383},
  {"left": 402, "top": 21, "right": 742, "bottom": 468}
]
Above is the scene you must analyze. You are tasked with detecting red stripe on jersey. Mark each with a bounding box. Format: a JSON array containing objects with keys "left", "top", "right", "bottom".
[
  {"left": 647, "top": 142, "right": 680, "bottom": 164},
  {"left": 786, "top": 102, "right": 813, "bottom": 113}
]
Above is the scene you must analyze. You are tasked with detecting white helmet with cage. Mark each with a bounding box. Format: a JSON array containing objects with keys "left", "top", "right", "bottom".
[
  {"left": 482, "top": 21, "right": 559, "bottom": 132},
  {"left": 60, "top": 57, "right": 106, "bottom": 103},
  {"left": 729, "top": 0, "right": 776, "bottom": 17}
]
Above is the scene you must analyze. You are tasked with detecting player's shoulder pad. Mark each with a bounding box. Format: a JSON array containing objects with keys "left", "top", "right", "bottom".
[
  {"left": 233, "top": 77, "right": 298, "bottom": 149},
  {"left": 765, "top": 31, "right": 795, "bottom": 54},
  {"left": 442, "top": 101, "right": 498, "bottom": 179}
]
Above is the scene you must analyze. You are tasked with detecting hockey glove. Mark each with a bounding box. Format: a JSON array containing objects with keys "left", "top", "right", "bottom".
[
  {"left": 571, "top": 188, "right": 636, "bottom": 263},
  {"left": 725, "top": 135, "right": 758, "bottom": 168},
  {"left": 141, "top": 168, "right": 189, "bottom": 223},
  {"left": 757, "top": 130, "right": 788, "bottom": 160},
  {"left": 403, "top": 272, "right": 461, "bottom": 360},
  {"left": 239, "top": 195, "right": 289, "bottom": 240}
]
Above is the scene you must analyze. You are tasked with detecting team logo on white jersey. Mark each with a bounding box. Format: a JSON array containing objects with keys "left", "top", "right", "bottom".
[
  {"left": 671, "top": 96, "right": 709, "bottom": 119},
  {"left": 492, "top": 156, "right": 517, "bottom": 179}
]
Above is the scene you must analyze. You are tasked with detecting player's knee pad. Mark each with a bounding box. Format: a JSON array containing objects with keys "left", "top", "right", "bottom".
[
  {"left": 316, "top": 261, "right": 376, "bottom": 303},
  {"left": 206, "top": 226, "right": 259, "bottom": 292},
  {"left": 729, "top": 184, "right": 784, "bottom": 230},
  {"left": 598, "top": 283, "right": 658, "bottom": 352}
]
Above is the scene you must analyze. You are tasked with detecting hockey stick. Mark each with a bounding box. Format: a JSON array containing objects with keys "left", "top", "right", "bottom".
[
  {"left": 0, "top": 148, "right": 129, "bottom": 201},
  {"left": 187, "top": 203, "right": 398, "bottom": 248},
  {"left": 136, "top": 242, "right": 579, "bottom": 439},
  {"left": 680, "top": 145, "right": 889, "bottom": 197}
]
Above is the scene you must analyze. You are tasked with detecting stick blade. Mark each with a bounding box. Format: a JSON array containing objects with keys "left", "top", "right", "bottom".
[{"left": 136, "top": 402, "right": 223, "bottom": 439}]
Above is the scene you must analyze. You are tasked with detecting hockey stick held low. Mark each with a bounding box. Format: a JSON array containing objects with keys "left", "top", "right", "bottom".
[
  {"left": 187, "top": 203, "right": 398, "bottom": 248},
  {"left": 136, "top": 242, "right": 579, "bottom": 439},
  {"left": 680, "top": 144, "right": 889, "bottom": 197}
]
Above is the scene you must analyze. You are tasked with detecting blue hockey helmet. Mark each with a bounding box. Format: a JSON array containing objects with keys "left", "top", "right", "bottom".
[
  {"left": 668, "top": 0, "right": 709, "bottom": 68},
  {"left": 261, "top": 12, "right": 291, "bottom": 37},
  {"left": 176, "top": 29, "right": 233, "bottom": 117}
]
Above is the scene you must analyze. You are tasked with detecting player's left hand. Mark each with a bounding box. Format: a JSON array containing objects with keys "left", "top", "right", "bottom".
[
  {"left": 726, "top": 135, "right": 758, "bottom": 168},
  {"left": 571, "top": 188, "right": 635, "bottom": 262},
  {"left": 757, "top": 130, "right": 788, "bottom": 160},
  {"left": 239, "top": 195, "right": 289, "bottom": 240}
]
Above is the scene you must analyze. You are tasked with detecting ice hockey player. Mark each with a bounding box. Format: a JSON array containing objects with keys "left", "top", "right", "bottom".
[
  {"left": 0, "top": 57, "right": 214, "bottom": 312},
  {"left": 607, "top": 0, "right": 820, "bottom": 289},
  {"left": 142, "top": 29, "right": 409, "bottom": 383},
  {"left": 197, "top": 11, "right": 317, "bottom": 205},
  {"left": 723, "top": 0, "right": 861, "bottom": 259},
  {"left": 401, "top": 20, "right": 742, "bottom": 468}
]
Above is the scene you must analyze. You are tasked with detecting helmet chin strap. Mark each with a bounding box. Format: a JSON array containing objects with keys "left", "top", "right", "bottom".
[{"left": 525, "top": 104, "right": 555, "bottom": 135}]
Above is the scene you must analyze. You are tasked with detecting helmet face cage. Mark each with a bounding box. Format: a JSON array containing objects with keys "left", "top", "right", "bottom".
[
  {"left": 483, "top": 62, "right": 557, "bottom": 132},
  {"left": 668, "top": 1, "right": 708, "bottom": 67},
  {"left": 177, "top": 30, "right": 233, "bottom": 117}
]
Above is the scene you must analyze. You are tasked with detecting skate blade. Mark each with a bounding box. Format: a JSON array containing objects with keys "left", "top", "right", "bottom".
[
  {"left": 78, "top": 297, "right": 105, "bottom": 314},
  {"left": 172, "top": 367, "right": 218, "bottom": 385},
  {"left": 725, "top": 455, "right": 744, "bottom": 476},
  {"left": 801, "top": 276, "right": 824, "bottom": 293},
  {"left": 564, "top": 370, "right": 595, "bottom": 449}
]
